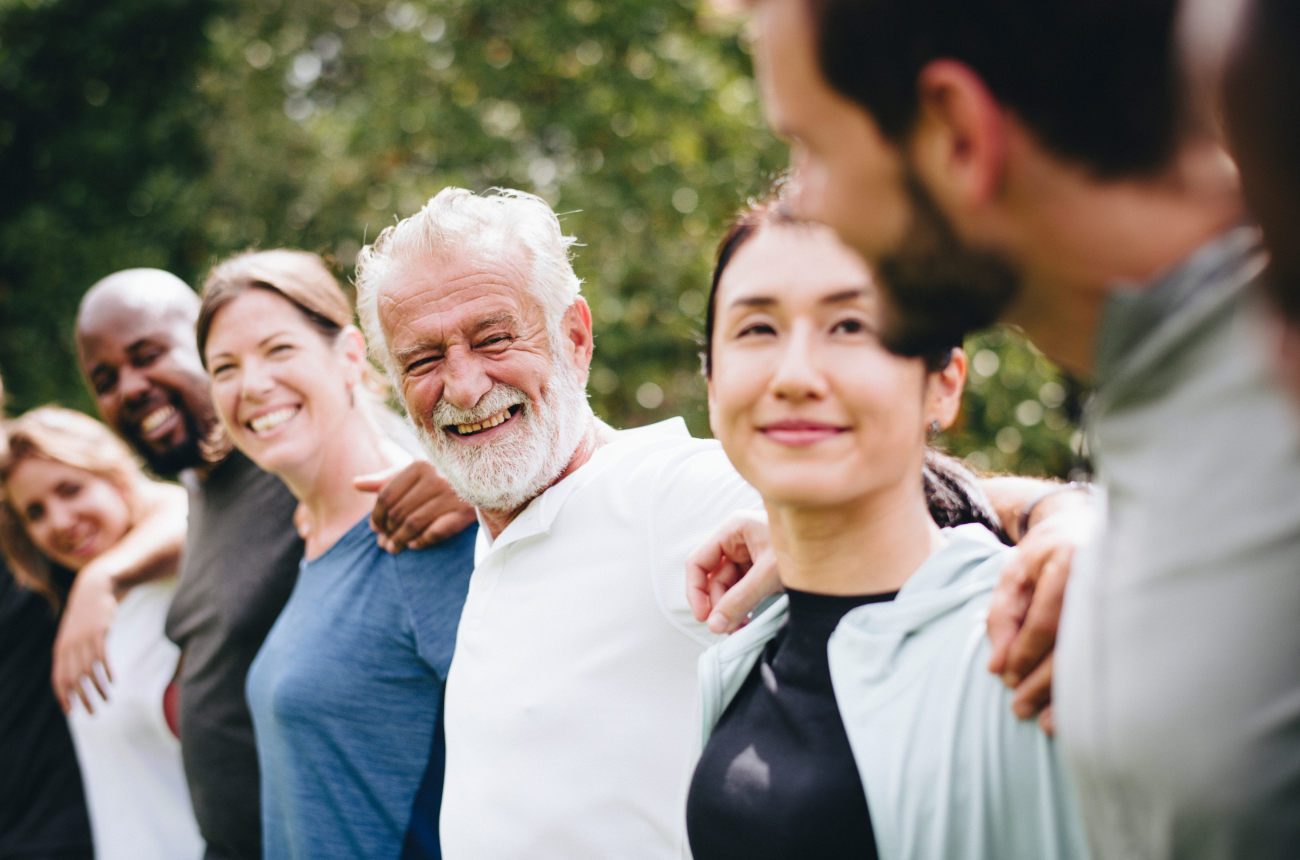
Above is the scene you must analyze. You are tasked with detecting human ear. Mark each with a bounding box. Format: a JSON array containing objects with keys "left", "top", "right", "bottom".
[
  {"left": 561, "top": 299, "right": 595, "bottom": 380},
  {"left": 924, "top": 347, "right": 967, "bottom": 430},
  {"left": 338, "top": 326, "right": 368, "bottom": 386},
  {"left": 706, "top": 378, "right": 720, "bottom": 440},
  {"left": 908, "top": 60, "right": 1008, "bottom": 214}
]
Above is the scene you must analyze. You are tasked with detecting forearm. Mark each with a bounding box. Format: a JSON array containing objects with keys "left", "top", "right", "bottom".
[
  {"left": 86, "top": 480, "right": 187, "bottom": 594},
  {"left": 979, "top": 476, "right": 1089, "bottom": 544}
]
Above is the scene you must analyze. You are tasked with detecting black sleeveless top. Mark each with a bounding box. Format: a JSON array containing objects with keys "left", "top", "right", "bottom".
[{"left": 686, "top": 587, "right": 897, "bottom": 860}]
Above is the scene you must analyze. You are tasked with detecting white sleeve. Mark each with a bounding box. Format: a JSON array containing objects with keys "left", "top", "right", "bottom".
[{"left": 641, "top": 442, "right": 763, "bottom": 647}]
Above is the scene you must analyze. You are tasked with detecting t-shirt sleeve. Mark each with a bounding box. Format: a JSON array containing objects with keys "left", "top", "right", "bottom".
[
  {"left": 392, "top": 523, "right": 478, "bottom": 679},
  {"left": 642, "top": 443, "right": 763, "bottom": 647}
]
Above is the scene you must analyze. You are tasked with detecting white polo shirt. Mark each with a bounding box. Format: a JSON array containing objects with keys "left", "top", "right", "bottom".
[{"left": 440, "top": 418, "right": 762, "bottom": 860}]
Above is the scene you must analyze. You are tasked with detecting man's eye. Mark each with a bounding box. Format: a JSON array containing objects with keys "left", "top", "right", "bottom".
[
  {"left": 406, "top": 355, "right": 440, "bottom": 375},
  {"left": 92, "top": 374, "right": 117, "bottom": 396},
  {"left": 477, "top": 335, "right": 511, "bottom": 349},
  {"left": 132, "top": 347, "right": 164, "bottom": 367}
]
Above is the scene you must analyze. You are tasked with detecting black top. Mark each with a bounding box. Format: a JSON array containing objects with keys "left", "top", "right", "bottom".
[
  {"left": 686, "top": 588, "right": 897, "bottom": 860},
  {"left": 0, "top": 561, "right": 94, "bottom": 859},
  {"left": 166, "top": 450, "right": 303, "bottom": 860}
]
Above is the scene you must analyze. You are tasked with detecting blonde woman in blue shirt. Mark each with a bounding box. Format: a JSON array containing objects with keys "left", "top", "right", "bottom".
[{"left": 685, "top": 202, "right": 1089, "bottom": 860}]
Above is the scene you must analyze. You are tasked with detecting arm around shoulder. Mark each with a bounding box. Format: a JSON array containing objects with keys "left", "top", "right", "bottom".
[{"left": 53, "top": 478, "right": 187, "bottom": 712}]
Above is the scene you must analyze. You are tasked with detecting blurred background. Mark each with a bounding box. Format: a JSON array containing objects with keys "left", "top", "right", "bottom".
[{"left": 0, "top": 0, "right": 1088, "bottom": 478}]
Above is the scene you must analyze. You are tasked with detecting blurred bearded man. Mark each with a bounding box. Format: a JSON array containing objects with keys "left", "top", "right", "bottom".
[
  {"left": 743, "top": 0, "right": 1300, "bottom": 857},
  {"left": 355, "top": 187, "right": 764, "bottom": 860}
]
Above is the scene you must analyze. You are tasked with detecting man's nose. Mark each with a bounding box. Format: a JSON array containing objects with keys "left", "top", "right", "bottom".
[
  {"left": 440, "top": 351, "right": 494, "bottom": 411},
  {"left": 119, "top": 365, "right": 152, "bottom": 404}
]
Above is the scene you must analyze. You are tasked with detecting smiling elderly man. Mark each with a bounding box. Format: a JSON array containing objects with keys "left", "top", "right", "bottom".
[{"left": 354, "top": 187, "right": 762, "bottom": 860}]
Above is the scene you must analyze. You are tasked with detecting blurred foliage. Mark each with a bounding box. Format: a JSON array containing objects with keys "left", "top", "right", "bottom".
[
  {"left": 0, "top": 0, "right": 1085, "bottom": 478},
  {"left": 950, "top": 327, "right": 1089, "bottom": 480}
]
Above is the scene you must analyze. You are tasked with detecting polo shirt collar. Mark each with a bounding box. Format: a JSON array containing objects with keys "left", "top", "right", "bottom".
[
  {"left": 475, "top": 417, "right": 693, "bottom": 564},
  {"left": 1093, "top": 224, "right": 1265, "bottom": 390}
]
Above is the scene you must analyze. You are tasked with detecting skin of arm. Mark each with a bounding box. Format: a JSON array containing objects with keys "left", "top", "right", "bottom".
[
  {"left": 53, "top": 479, "right": 188, "bottom": 713},
  {"left": 354, "top": 460, "right": 477, "bottom": 554},
  {"left": 686, "top": 475, "right": 1094, "bottom": 731}
]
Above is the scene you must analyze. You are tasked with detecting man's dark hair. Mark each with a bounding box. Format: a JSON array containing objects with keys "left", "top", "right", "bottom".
[
  {"left": 1225, "top": 0, "right": 1300, "bottom": 323},
  {"left": 807, "top": 0, "right": 1184, "bottom": 178}
]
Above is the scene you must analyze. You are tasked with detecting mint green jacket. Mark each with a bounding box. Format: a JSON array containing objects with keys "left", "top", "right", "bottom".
[{"left": 697, "top": 524, "right": 1090, "bottom": 860}]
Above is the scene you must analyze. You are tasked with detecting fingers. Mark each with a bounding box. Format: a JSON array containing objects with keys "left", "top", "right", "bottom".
[
  {"left": 367, "top": 463, "right": 424, "bottom": 534},
  {"left": 407, "top": 509, "right": 480, "bottom": 551},
  {"left": 685, "top": 514, "right": 761, "bottom": 622},
  {"left": 85, "top": 668, "right": 110, "bottom": 710},
  {"left": 1001, "top": 546, "right": 1071, "bottom": 685},
  {"left": 1011, "top": 652, "right": 1053, "bottom": 720},
  {"left": 684, "top": 510, "right": 774, "bottom": 630},
  {"left": 61, "top": 661, "right": 111, "bottom": 717},
  {"left": 381, "top": 499, "right": 477, "bottom": 552},
  {"left": 382, "top": 498, "right": 443, "bottom": 549},
  {"left": 53, "top": 619, "right": 114, "bottom": 712},
  {"left": 707, "top": 549, "right": 780, "bottom": 634},
  {"left": 75, "top": 682, "right": 96, "bottom": 716},
  {"left": 369, "top": 462, "right": 474, "bottom": 551},
  {"left": 986, "top": 551, "right": 1036, "bottom": 676},
  {"left": 1037, "top": 703, "right": 1055, "bottom": 736},
  {"left": 687, "top": 558, "right": 736, "bottom": 623},
  {"left": 353, "top": 464, "right": 402, "bottom": 494},
  {"left": 685, "top": 537, "right": 730, "bottom": 608}
]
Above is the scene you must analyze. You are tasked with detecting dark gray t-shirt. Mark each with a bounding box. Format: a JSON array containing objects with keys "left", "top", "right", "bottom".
[{"left": 166, "top": 450, "right": 302, "bottom": 860}]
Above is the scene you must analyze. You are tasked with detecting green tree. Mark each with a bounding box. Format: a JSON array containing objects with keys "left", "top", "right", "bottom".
[
  {"left": 0, "top": 0, "right": 219, "bottom": 413},
  {"left": 0, "top": 0, "right": 1085, "bottom": 478}
]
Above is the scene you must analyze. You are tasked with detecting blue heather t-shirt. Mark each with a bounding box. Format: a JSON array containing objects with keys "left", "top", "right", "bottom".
[{"left": 247, "top": 516, "right": 476, "bottom": 860}]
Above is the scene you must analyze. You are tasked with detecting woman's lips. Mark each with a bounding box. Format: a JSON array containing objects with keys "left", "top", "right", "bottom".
[{"left": 759, "top": 420, "right": 846, "bottom": 447}]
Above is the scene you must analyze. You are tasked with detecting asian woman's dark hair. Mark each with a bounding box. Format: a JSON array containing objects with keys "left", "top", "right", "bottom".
[{"left": 705, "top": 193, "right": 1010, "bottom": 545}]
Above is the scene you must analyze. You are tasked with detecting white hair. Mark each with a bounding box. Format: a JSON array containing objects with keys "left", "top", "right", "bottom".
[{"left": 354, "top": 187, "right": 583, "bottom": 377}]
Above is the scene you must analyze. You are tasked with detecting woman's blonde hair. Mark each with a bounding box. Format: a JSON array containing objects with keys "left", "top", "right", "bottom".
[{"left": 0, "top": 407, "right": 146, "bottom": 611}]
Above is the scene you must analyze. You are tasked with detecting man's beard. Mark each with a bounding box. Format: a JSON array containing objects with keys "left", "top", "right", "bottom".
[
  {"left": 412, "top": 353, "right": 593, "bottom": 514},
  {"left": 128, "top": 405, "right": 206, "bottom": 477},
  {"left": 873, "top": 172, "right": 1023, "bottom": 358}
]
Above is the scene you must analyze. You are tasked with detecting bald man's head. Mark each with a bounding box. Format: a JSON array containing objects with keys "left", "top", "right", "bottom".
[{"left": 76, "top": 269, "right": 216, "bottom": 475}]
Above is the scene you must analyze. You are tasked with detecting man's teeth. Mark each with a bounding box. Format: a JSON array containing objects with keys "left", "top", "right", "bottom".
[
  {"left": 249, "top": 407, "right": 299, "bottom": 434},
  {"left": 140, "top": 405, "right": 176, "bottom": 434},
  {"left": 455, "top": 408, "right": 512, "bottom": 436}
]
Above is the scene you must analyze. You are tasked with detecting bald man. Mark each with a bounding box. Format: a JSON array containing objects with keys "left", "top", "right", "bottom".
[{"left": 72, "top": 269, "right": 474, "bottom": 860}]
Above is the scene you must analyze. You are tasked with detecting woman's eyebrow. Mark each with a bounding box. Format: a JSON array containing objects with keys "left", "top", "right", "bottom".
[
  {"left": 820, "top": 287, "right": 867, "bottom": 305},
  {"left": 727, "top": 295, "right": 776, "bottom": 309}
]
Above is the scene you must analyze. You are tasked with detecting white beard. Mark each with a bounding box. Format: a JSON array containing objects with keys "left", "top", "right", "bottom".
[{"left": 412, "top": 354, "right": 593, "bottom": 514}]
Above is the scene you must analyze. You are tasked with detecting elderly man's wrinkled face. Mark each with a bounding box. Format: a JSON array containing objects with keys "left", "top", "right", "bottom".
[{"left": 378, "top": 248, "right": 590, "bottom": 513}]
